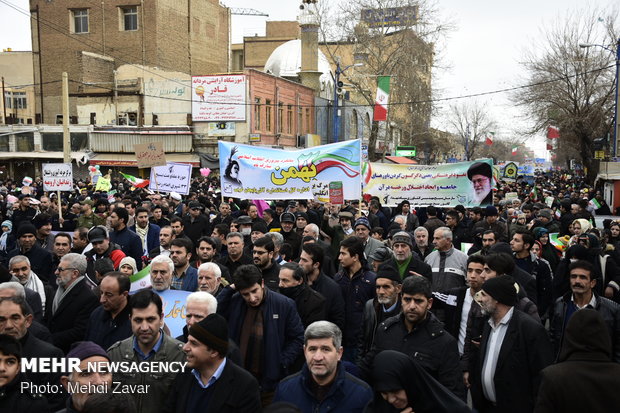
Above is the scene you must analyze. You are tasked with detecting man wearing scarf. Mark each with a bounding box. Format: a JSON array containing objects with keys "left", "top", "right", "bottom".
[{"left": 8, "top": 255, "right": 52, "bottom": 318}]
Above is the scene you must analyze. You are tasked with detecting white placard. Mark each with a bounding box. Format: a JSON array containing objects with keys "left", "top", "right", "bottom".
[
  {"left": 42, "top": 163, "right": 73, "bottom": 191},
  {"left": 191, "top": 75, "right": 246, "bottom": 121},
  {"left": 149, "top": 162, "right": 192, "bottom": 195}
]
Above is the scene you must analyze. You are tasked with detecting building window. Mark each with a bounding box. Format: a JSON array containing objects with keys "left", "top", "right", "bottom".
[
  {"left": 121, "top": 6, "right": 138, "bottom": 31},
  {"left": 277, "top": 103, "right": 283, "bottom": 134},
  {"left": 287, "top": 105, "right": 293, "bottom": 134},
  {"left": 4, "top": 92, "right": 11, "bottom": 109},
  {"left": 265, "top": 99, "right": 272, "bottom": 132},
  {"left": 254, "top": 98, "right": 261, "bottom": 131},
  {"left": 72, "top": 9, "right": 89, "bottom": 34},
  {"left": 12, "top": 92, "right": 26, "bottom": 109}
]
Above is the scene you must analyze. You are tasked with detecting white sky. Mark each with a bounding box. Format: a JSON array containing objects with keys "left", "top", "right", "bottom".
[{"left": 1, "top": 0, "right": 618, "bottom": 157}]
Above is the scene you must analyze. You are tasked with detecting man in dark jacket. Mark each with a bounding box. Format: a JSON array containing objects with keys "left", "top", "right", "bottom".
[
  {"left": 360, "top": 275, "right": 466, "bottom": 402},
  {"left": 163, "top": 313, "right": 261, "bottom": 413},
  {"left": 109, "top": 207, "right": 143, "bottom": 271},
  {"left": 333, "top": 237, "right": 376, "bottom": 361},
  {"left": 130, "top": 207, "right": 160, "bottom": 256},
  {"left": 0, "top": 296, "right": 65, "bottom": 410},
  {"left": 357, "top": 263, "right": 402, "bottom": 362},
  {"left": 549, "top": 259, "right": 620, "bottom": 362},
  {"left": 253, "top": 236, "right": 281, "bottom": 292},
  {"left": 536, "top": 309, "right": 620, "bottom": 413},
  {"left": 471, "top": 276, "right": 553, "bottom": 413},
  {"left": 278, "top": 262, "right": 326, "bottom": 328},
  {"left": 48, "top": 253, "right": 99, "bottom": 353},
  {"left": 182, "top": 201, "right": 211, "bottom": 248},
  {"left": 84, "top": 226, "right": 126, "bottom": 284},
  {"left": 7, "top": 223, "right": 53, "bottom": 284},
  {"left": 217, "top": 264, "right": 304, "bottom": 402},
  {"left": 299, "top": 243, "right": 346, "bottom": 332},
  {"left": 84, "top": 272, "right": 132, "bottom": 350},
  {"left": 274, "top": 321, "right": 373, "bottom": 412}
]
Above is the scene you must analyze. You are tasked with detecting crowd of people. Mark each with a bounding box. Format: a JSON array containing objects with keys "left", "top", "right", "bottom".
[{"left": 1, "top": 170, "right": 620, "bottom": 413}]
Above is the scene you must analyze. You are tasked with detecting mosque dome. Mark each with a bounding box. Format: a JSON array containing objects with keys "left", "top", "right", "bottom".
[{"left": 264, "top": 39, "right": 334, "bottom": 96}]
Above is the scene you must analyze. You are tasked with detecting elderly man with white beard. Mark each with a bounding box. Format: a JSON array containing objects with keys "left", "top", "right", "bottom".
[{"left": 9, "top": 255, "right": 53, "bottom": 318}]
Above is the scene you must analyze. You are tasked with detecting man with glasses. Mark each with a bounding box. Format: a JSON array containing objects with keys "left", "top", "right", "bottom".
[
  {"left": 48, "top": 253, "right": 99, "bottom": 352},
  {"left": 253, "top": 236, "right": 281, "bottom": 292},
  {"left": 85, "top": 272, "right": 132, "bottom": 349}
]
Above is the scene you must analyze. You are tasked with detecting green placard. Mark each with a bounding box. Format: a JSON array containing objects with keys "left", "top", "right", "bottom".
[{"left": 395, "top": 146, "right": 417, "bottom": 157}]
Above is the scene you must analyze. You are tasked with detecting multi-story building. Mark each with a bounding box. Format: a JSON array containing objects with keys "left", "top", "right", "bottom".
[
  {"left": 30, "top": 0, "right": 229, "bottom": 124},
  {"left": 0, "top": 50, "right": 36, "bottom": 125}
]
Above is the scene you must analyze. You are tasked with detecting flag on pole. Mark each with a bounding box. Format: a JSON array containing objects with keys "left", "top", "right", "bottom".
[
  {"left": 547, "top": 126, "right": 560, "bottom": 139},
  {"left": 549, "top": 233, "right": 568, "bottom": 252},
  {"left": 485, "top": 132, "right": 495, "bottom": 146},
  {"left": 362, "top": 162, "right": 372, "bottom": 186},
  {"left": 511, "top": 146, "right": 518, "bottom": 156},
  {"left": 373, "top": 76, "right": 391, "bottom": 121},
  {"left": 530, "top": 186, "right": 539, "bottom": 201},
  {"left": 130, "top": 264, "right": 151, "bottom": 293},
  {"left": 120, "top": 172, "right": 150, "bottom": 188}
]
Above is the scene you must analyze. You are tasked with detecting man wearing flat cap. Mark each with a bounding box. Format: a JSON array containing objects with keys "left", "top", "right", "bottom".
[
  {"left": 467, "top": 161, "right": 493, "bottom": 206},
  {"left": 354, "top": 217, "right": 384, "bottom": 267},
  {"left": 163, "top": 313, "right": 261, "bottom": 413},
  {"left": 471, "top": 275, "right": 553, "bottom": 413}
]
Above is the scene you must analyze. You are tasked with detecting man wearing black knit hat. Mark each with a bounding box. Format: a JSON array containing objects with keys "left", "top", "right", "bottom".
[
  {"left": 163, "top": 314, "right": 261, "bottom": 413},
  {"left": 7, "top": 223, "right": 54, "bottom": 284},
  {"left": 471, "top": 275, "right": 553, "bottom": 413}
]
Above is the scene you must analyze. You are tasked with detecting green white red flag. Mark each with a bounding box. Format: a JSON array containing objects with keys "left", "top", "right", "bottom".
[
  {"left": 511, "top": 146, "right": 518, "bottom": 156},
  {"left": 373, "top": 76, "right": 391, "bottom": 121},
  {"left": 120, "top": 172, "right": 150, "bottom": 188}
]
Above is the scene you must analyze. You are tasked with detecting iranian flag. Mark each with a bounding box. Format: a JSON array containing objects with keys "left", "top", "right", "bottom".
[
  {"left": 485, "top": 132, "right": 495, "bottom": 146},
  {"left": 120, "top": 172, "right": 150, "bottom": 188},
  {"left": 130, "top": 265, "right": 151, "bottom": 293},
  {"left": 362, "top": 162, "right": 372, "bottom": 186},
  {"left": 511, "top": 146, "right": 518, "bottom": 156},
  {"left": 373, "top": 76, "right": 391, "bottom": 121}
]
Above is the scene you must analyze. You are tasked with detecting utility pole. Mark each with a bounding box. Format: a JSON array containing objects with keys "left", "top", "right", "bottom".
[
  {"left": 62, "top": 72, "right": 70, "bottom": 163},
  {"left": 1, "top": 77, "right": 6, "bottom": 125}
]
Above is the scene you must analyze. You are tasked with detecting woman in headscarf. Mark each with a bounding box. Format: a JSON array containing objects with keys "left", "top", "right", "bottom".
[
  {"left": 533, "top": 227, "right": 561, "bottom": 271},
  {"left": 119, "top": 256, "right": 138, "bottom": 275},
  {"left": 568, "top": 218, "right": 591, "bottom": 247},
  {"left": 370, "top": 350, "right": 470, "bottom": 413},
  {"left": 0, "top": 220, "right": 15, "bottom": 260}
]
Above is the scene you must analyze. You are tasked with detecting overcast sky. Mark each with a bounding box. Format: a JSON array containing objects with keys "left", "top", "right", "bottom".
[{"left": 2, "top": 0, "right": 618, "bottom": 157}]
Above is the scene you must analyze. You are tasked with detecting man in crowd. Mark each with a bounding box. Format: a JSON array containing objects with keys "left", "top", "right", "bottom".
[
  {"left": 150, "top": 255, "right": 174, "bottom": 292},
  {"left": 279, "top": 212, "right": 302, "bottom": 260},
  {"left": 219, "top": 232, "right": 252, "bottom": 277},
  {"left": 71, "top": 227, "right": 89, "bottom": 254},
  {"left": 425, "top": 227, "right": 468, "bottom": 322},
  {"left": 33, "top": 213, "right": 54, "bottom": 251},
  {"left": 412, "top": 226, "right": 432, "bottom": 259},
  {"left": 360, "top": 275, "right": 466, "bottom": 401},
  {"left": 9, "top": 255, "right": 52, "bottom": 318},
  {"left": 196, "top": 263, "right": 227, "bottom": 297},
  {"left": 278, "top": 262, "right": 326, "bottom": 328},
  {"left": 175, "top": 291, "right": 218, "bottom": 343},
  {"left": 84, "top": 226, "right": 126, "bottom": 283},
  {"left": 59, "top": 341, "right": 113, "bottom": 413},
  {"left": 7, "top": 223, "right": 53, "bottom": 284},
  {"left": 193, "top": 236, "right": 230, "bottom": 281},
  {"left": 549, "top": 260, "right": 620, "bottom": 362},
  {"left": 334, "top": 236, "right": 376, "bottom": 361},
  {"left": 423, "top": 206, "right": 445, "bottom": 237},
  {"left": 299, "top": 243, "right": 346, "bottom": 331},
  {"left": 108, "top": 290, "right": 185, "bottom": 413},
  {"left": 164, "top": 313, "right": 261, "bottom": 412},
  {"left": 49, "top": 253, "right": 99, "bottom": 353},
  {"left": 0, "top": 296, "right": 65, "bottom": 410},
  {"left": 471, "top": 276, "right": 553, "bottom": 413},
  {"left": 150, "top": 205, "right": 170, "bottom": 228},
  {"left": 76, "top": 199, "right": 105, "bottom": 229},
  {"left": 149, "top": 225, "right": 174, "bottom": 259},
  {"left": 357, "top": 263, "right": 402, "bottom": 362},
  {"left": 170, "top": 238, "right": 198, "bottom": 292},
  {"left": 217, "top": 264, "right": 304, "bottom": 405},
  {"left": 252, "top": 236, "right": 280, "bottom": 291},
  {"left": 511, "top": 229, "right": 553, "bottom": 318},
  {"left": 474, "top": 205, "right": 507, "bottom": 242},
  {"left": 274, "top": 321, "right": 373, "bottom": 411},
  {"left": 183, "top": 201, "right": 211, "bottom": 247},
  {"left": 53, "top": 232, "right": 72, "bottom": 268},
  {"left": 388, "top": 231, "right": 432, "bottom": 281},
  {"left": 355, "top": 217, "right": 384, "bottom": 267},
  {"left": 109, "top": 207, "right": 143, "bottom": 271},
  {"left": 85, "top": 272, "right": 132, "bottom": 350},
  {"left": 130, "top": 207, "right": 160, "bottom": 256},
  {"left": 11, "top": 193, "right": 37, "bottom": 228}
]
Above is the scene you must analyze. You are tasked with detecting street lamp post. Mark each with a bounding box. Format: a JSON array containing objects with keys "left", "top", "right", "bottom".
[
  {"left": 580, "top": 38, "right": 620, "bottom": 158},
  {"left": 332, "top": 62, "right": 363, "bottom": 142}
]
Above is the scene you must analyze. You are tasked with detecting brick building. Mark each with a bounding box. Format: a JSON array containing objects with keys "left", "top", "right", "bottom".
[{"left": 30, "top": 0, "right": 229, "bottom": 124}]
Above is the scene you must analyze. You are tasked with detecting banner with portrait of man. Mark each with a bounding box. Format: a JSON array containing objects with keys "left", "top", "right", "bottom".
[{"left": 363, "top": 159, "right": 494, "bottom": 207}]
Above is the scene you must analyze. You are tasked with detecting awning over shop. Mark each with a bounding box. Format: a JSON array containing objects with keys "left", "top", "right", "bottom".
[
  {"left": 385, "top": 156, "right": 418, "bottom": 164},
  {"left": 0, "top": 151, "right": 88, "bottom": 163},
  {"left": 90, "top": 153, "right": 200, "bottom": 167}
]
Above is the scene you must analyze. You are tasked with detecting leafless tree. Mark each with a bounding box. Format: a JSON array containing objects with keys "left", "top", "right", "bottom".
[
  {"left": 447, "top": 100, "right": 496, "bottom": 161},
  {"left": 513, "top": 6, "right": 618, "bottom": 174}
]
